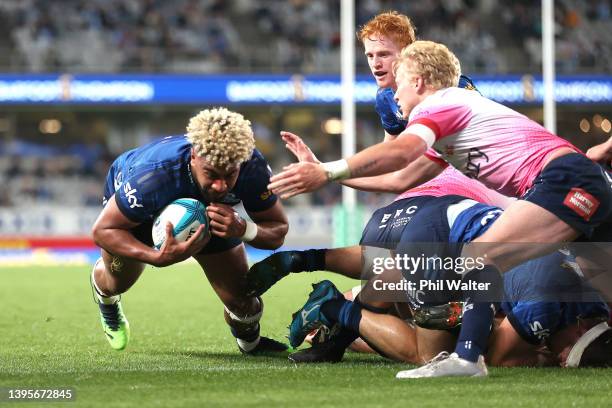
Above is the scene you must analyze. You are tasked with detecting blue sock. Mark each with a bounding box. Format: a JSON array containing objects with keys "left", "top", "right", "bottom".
[
  {"left": 455, "top": 301, "right": 494, "bottom": 362},
  {"left": 302, "top": 249, "right": 327, "bottom": 272},
  {"left": 230, "top": 323, "right": 259, "bottom": 342},
  {"left": 454, "top": 264, "right": 501, "bottom": 362},
  {"left": 288, "top": 249, "right": 326, "bottom": 272},
  {"left": 320, "top": 298, "right": 363, "bottom": 350},
  {"left": 321, "top": 298, "right": 362, "bottom": 333}
]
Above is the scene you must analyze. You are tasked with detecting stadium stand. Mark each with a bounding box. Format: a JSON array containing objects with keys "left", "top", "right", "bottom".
[
  {"left": 0, "top": 0, "right": 610, "bottom": 209},
  {"left": 1, "top": 0, "right": 609, "bottom": 74}
]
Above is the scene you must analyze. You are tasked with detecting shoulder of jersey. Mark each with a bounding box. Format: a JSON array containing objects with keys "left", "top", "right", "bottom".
[
  {"left": 458, "top": 75, "right": 481, "bottom": 94},
  {"left": 376, "top": 87, "right": 395, "bottom": 99}
]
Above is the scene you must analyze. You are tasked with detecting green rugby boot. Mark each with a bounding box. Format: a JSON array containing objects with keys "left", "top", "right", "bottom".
[{"left": 98, "top": 301, "right": 130, "bottom": 351}]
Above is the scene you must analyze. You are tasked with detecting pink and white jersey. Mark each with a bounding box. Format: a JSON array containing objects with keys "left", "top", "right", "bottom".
[
  {"left": 403, "top": 88, "right": 580, "bottom": 197},
  {"left": 395, "top": 165, "right": 515, "bottom": 209}
]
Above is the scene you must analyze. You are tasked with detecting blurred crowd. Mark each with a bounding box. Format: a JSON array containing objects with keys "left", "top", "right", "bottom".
[
  {"left": 0, "top": 124, "right": 393, "bottom": 208},
  {"left": 0, "top": 140, "right": 112, "bottom": 208},
  {"left": 1, "top": 0, "right": 610, "bottom": 209},
  {"left": 1, "top": 0, "right": 610, "bottom": 74}
]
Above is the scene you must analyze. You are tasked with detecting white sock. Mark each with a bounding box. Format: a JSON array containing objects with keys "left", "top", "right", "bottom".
[
  {"left": 91, "top": 259, "right": 120, "bottom": 305},
  {"left": 236, "top": 335, "right": 260, "bottom": 352}
]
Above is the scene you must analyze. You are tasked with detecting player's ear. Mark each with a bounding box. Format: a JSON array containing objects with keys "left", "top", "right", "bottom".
[{"left": 416, "top": 76, "right": 426, "bottom": 93}]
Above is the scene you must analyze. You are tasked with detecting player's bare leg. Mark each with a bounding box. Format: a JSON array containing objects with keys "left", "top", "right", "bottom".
[
  {"left": 90, "top": 250, "right": 145, "bottom": 351},
  {"left": 194, "top": 245, "right": 287, "bottom": 354},
  {"left": 463, "top": 200, "right": 580, "bottom": 272},
  {"left": 323, "top": 246, "right": 363, "bottom": 279},
  {"left": 94, "top": 249, "right": 146, "bottom": 296},
  {"left": 356, "top": 310, "right": 418, "bottom": 363},
  {"left": 416, "top": 326, "right": 457, "bottom": 364},
  {"left": 289, "top": 266, "right": 417, "bottom": 363}
]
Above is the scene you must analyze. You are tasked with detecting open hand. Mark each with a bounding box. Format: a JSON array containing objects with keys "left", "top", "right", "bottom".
[{"left": 268, "top": 162, "right": 328, "bottom": 199}]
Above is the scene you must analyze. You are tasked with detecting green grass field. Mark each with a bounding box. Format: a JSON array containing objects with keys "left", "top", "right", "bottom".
[{"left": 1, "top": 264, "right": 611, "bottom": 408}]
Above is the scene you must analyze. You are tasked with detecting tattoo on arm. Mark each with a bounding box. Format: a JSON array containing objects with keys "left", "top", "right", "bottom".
[{"left": 352, "top": 160, "right": 379, "bottom": 177}]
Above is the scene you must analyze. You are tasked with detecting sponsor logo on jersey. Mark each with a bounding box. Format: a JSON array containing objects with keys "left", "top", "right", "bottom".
[
  {"left": 113, "top": 171, "right": 123, "bottom": 191},
  {"left": 480, "top": 209, "right": 503, "bottom": 226},
  {"left": 563, "top": 187, "right": 600, "bottom": 221},
  {"left": 529, "top": 320, "right": 550, "bottom": 340},
  {"left": 123, "top": 182, "right": 143, "bottom": 209},
  {"left": 465, "top": 147, "right": 489, "bottom": 179},
  {"left": 379, "top": 206, "right": 418, "bottom": 229},
  {"left": 260, "top": 190, "right": 273, "bottom": 201}
]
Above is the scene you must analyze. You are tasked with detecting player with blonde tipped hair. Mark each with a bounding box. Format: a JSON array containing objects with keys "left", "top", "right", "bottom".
[
  {"left": 187, "top": 107, "right": 255, "bottom": 170},
  {"left": 90, "top": 107, "right": 289, "bottom": 354}
]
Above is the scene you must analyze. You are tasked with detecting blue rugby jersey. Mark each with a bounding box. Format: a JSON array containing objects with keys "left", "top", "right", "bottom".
[
  {"left": 103, "top": 135, "right": 277, "bottom": 223},
  {"left": 501, "top": 251, "right": 609, "bottom": 344}
]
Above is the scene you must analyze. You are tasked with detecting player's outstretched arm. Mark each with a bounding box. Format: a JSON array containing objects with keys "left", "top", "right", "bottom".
[
  {"left": 281, "top": 130, "right": 442, "bottom": 193},
  {"left": 341, "top": 155, "right": 443, "bottom": 193},
  {"left": 92, "top": 195, "right": 209, "bottom": 267},
  {"left": 268, "top": 134, "right": 428, "bottom": 199}
]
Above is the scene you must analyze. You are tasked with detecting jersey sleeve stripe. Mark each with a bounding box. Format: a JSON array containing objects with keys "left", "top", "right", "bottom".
[
  {"left": 410, "top": 118, "right": 441, "bottom": 138},
  {"left": 404, "top": 123, "right": 437, "bottom": 148}
]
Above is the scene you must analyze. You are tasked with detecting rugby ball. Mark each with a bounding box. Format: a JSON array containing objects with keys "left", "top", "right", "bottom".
[{"left": 152, "top": 198, "right": 207, "bottom": 250}]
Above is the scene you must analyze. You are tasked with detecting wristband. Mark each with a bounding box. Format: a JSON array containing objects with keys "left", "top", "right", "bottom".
[
  {"left": 240, "top": 220, "right": 258, "bottom": 242},
  {"left": 321, "top": 159, "right": 351, "bottom": 181}
]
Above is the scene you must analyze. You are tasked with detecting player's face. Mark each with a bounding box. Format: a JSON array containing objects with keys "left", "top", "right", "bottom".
[
  {"left": 190, "top": 152, "right": 240, "bottom": 202},
  {"left": 363, "top": 34, "right": 402, "bottom": 89},
  {"left": 394, "top": 65, "right": 423, "bottom": 119}
]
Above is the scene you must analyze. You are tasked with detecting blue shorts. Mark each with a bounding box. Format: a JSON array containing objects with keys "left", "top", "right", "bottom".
[
  {"left": 501, "top": 251, "right": 609, "bottom": 344},
  {"left": 521, "top": 153, "right": 612, "bottom": 240},
  {"left": 395, "top": 195, "right": 486, "bottom": 307},
  {"left": 360, "top": 196, "right": 440, "bottom": 249}
]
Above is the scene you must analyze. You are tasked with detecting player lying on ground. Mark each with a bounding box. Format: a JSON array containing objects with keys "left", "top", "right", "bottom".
[
  {"left": 264, "top": 194, "right": 507, "bottom": 376},
  {"left": 332, "top": 250, "right": 611, "bottom": 370},
  {"left": 90, "top": 107, "right": 288, "bottom": 353},
  {"left": 264, "top": 196, "right": 611, "bottom": 376}
]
